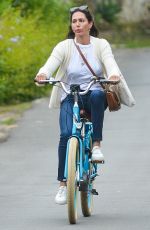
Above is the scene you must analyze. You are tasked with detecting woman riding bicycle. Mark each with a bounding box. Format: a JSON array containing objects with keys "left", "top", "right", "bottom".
[{"left": 35, "top": 5, "right": 122, "bottom": 205}]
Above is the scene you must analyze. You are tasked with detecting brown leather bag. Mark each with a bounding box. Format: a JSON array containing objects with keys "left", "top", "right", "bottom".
[
  {"left": 106, "top": 89, "right": 121, "bottom": 111},
  {"left": 74, "top": 41, "right": 121, "bottom": 112}
]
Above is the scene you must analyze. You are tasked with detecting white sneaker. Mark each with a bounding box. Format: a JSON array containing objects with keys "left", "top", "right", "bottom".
[
  {"left": 92, "top": 146, "right": 104, "bottom": 163},
  {"left": 55, "top": 186, "right": 67, "bottom": 205}
]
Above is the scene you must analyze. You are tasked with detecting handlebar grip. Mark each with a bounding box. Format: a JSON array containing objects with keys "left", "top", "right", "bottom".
[
  {"left": 100, "top": 79, "right": 120, "bottom": 85},
  {"left": 34, "top": 78, "right": 60, "bottom": 85},
  {"left": 34, "top": 79, "right": 46, "bottom": 84}
]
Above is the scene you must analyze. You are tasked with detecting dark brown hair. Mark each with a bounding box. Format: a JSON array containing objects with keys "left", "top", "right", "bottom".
[{"left": 67, "top": 9, "right": 98, "bottom": 38}]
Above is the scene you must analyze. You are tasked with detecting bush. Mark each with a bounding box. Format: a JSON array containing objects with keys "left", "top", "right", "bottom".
[
  {"left": 96, "top": 0, "right": 121, "bottom": 23},
  {"left": 0, "top": 0, "right": 70, "bottom": 104}
]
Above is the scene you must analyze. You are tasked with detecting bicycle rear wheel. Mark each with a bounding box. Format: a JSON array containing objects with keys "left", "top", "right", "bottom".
[
  {"left": 80, "top": 163, "right": 94, "bottom": 217},
  {"left": 81, "top": 137, "right": 93, "bottom": 217},
  {"left": 67, "top": 137, "right": 79, "bottom": 224}
]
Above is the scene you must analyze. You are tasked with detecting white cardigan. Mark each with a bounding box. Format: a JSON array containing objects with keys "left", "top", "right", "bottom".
[{"left": 37, "top": 36, "right": 135, "bottom": 108}]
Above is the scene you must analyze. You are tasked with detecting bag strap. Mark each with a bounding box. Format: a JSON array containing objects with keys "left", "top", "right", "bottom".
[
  {"left": 73, "top": 40, "right": 105, "bottom": 89},
  {"left": 73, "top": 40, "right": 98, "bottom": 78}
]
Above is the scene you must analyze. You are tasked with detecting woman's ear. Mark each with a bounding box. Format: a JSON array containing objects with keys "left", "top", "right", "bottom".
[{"left": 89, "top": 21, "right": 93, "bottom": 30}]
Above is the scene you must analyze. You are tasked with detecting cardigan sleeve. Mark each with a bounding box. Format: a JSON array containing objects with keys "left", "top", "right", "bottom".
[
  {"left": 36, "top": 41, "right": 65, "bottom": 79},
  {"left": 100, "top": 39, "right": 121, "bottom": 78}
]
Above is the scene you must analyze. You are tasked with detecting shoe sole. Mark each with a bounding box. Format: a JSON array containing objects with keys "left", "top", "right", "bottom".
[{"left": 55, "top": 200, "right": 67, "bottom": 205}]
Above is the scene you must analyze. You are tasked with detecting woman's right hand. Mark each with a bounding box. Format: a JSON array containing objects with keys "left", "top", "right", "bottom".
[{"left": 34, "top": 73, "right": 47, "bottom": 86}]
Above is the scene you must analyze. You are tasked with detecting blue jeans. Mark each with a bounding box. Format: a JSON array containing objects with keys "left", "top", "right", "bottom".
[{"left": 57, "top": 90, "right": 107, "bottom": 181}]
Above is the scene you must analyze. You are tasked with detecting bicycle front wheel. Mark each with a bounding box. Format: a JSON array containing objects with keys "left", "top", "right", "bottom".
[{"left": 67, "top": 137, "right": 79, "bottom": 224}]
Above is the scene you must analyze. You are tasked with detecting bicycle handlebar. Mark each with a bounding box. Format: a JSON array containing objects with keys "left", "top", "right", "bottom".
[{"left": 34, "top": 77, "right": 120, "bottom": 95}]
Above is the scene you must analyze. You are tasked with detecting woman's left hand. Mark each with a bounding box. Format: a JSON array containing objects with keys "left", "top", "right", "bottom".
[{"left": 109, "top": 75, "right": 120, "bottom": 82}]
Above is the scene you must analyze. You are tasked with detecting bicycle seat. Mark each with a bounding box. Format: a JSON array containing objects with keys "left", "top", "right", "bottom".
[{"left": 80, "top": 109, "right": 91, "bottom": 121}]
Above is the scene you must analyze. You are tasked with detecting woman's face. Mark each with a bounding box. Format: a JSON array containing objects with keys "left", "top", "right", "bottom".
[{"left": 71, "top": 11, "right": 93, "bottom": 38}]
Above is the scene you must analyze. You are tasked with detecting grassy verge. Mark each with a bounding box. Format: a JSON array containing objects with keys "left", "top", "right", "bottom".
[
  {"left": 0, "top": 102, "right": 32, "bottom": 126},
  {"left": 113, "top": 33, "right": 150, "bottom": 48},
  {"left": 100, "top": 22, "right": 150, "bottom": 48},
  {"left": 0, "top": 102, "right": 32, "bottom": 114},
  {"left": 124, "top": 38, "right": 150, "bottom": 48},
  {"left": 0, "top": 118, "right": 16, "bottom": 126}
]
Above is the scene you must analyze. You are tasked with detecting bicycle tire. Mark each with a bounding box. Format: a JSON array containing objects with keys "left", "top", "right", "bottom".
[
  {"left": 81, "top": 137, "right": 93, "bottom": 216},
  {"left": 80, "top": 164, "right": 94, "bottom": 216},
  {"left": 67, "top": 137, "right": 79, "bottom": 224}
]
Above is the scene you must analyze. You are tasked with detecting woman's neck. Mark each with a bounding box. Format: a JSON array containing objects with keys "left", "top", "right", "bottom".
[{"left": 75, "top": 35, "right": 90, "bottom": 45}]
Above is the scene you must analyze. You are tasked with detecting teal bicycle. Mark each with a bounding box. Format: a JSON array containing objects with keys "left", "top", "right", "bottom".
[{"left": 35, "top": 77, "right": 117, "bottom": 224}]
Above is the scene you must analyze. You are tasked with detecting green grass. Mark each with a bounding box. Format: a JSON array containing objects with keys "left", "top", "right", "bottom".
[
  {"left": 112, "top": 32, "right": 150, "bottom": 48},
  {"left": 0, "top": 118, "right": 16, "bottom": 126},
  {"left": 125, "top": 38, "right": 150, "bottom": 48},
  {"left": 101, "top": 22, "right": 150, "bottom": 48},
  {"left": 0, "top": 102, "right": 32, "bottom": 127},
  {"left": 0, "top": 102, "right": 32, "bottom": 114}
]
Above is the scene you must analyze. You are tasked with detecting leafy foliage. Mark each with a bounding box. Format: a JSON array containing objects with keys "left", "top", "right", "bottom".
[
  {"left": 96, "top": 0, "right": 121, "bottom": 23},
  {"left": 0, "top": 0, "right": 70, "bottom": 104}
]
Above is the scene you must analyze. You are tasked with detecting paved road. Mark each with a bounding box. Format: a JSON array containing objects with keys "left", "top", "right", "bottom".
[{"left": 0, "top": 48, "right": 150, "bottom": 229}]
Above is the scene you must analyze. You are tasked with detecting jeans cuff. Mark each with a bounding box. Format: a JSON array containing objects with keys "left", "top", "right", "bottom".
[
  {"left": 57, "top": 177, "right": 67, "bottom": 182},
  {"left": 92, "top": 137, "right": 102, "bottom": 142}
]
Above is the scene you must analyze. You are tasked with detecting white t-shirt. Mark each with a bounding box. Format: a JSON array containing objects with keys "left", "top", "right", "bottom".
[{"left": 61, "top": 42, "right": 103, "bottom": 101}]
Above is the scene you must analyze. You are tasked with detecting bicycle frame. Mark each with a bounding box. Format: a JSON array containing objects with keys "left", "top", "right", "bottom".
[{"left": 64, "top": 87, "right": 98, "bottom": 186}]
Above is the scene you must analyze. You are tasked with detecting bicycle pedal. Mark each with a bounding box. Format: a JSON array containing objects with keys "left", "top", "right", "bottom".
[
  {"left": 91, "top": 189, "right": 99, "bottom": 195},
  {"left": 91, "top": 160, "right": 105, "bottom": 164}
]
